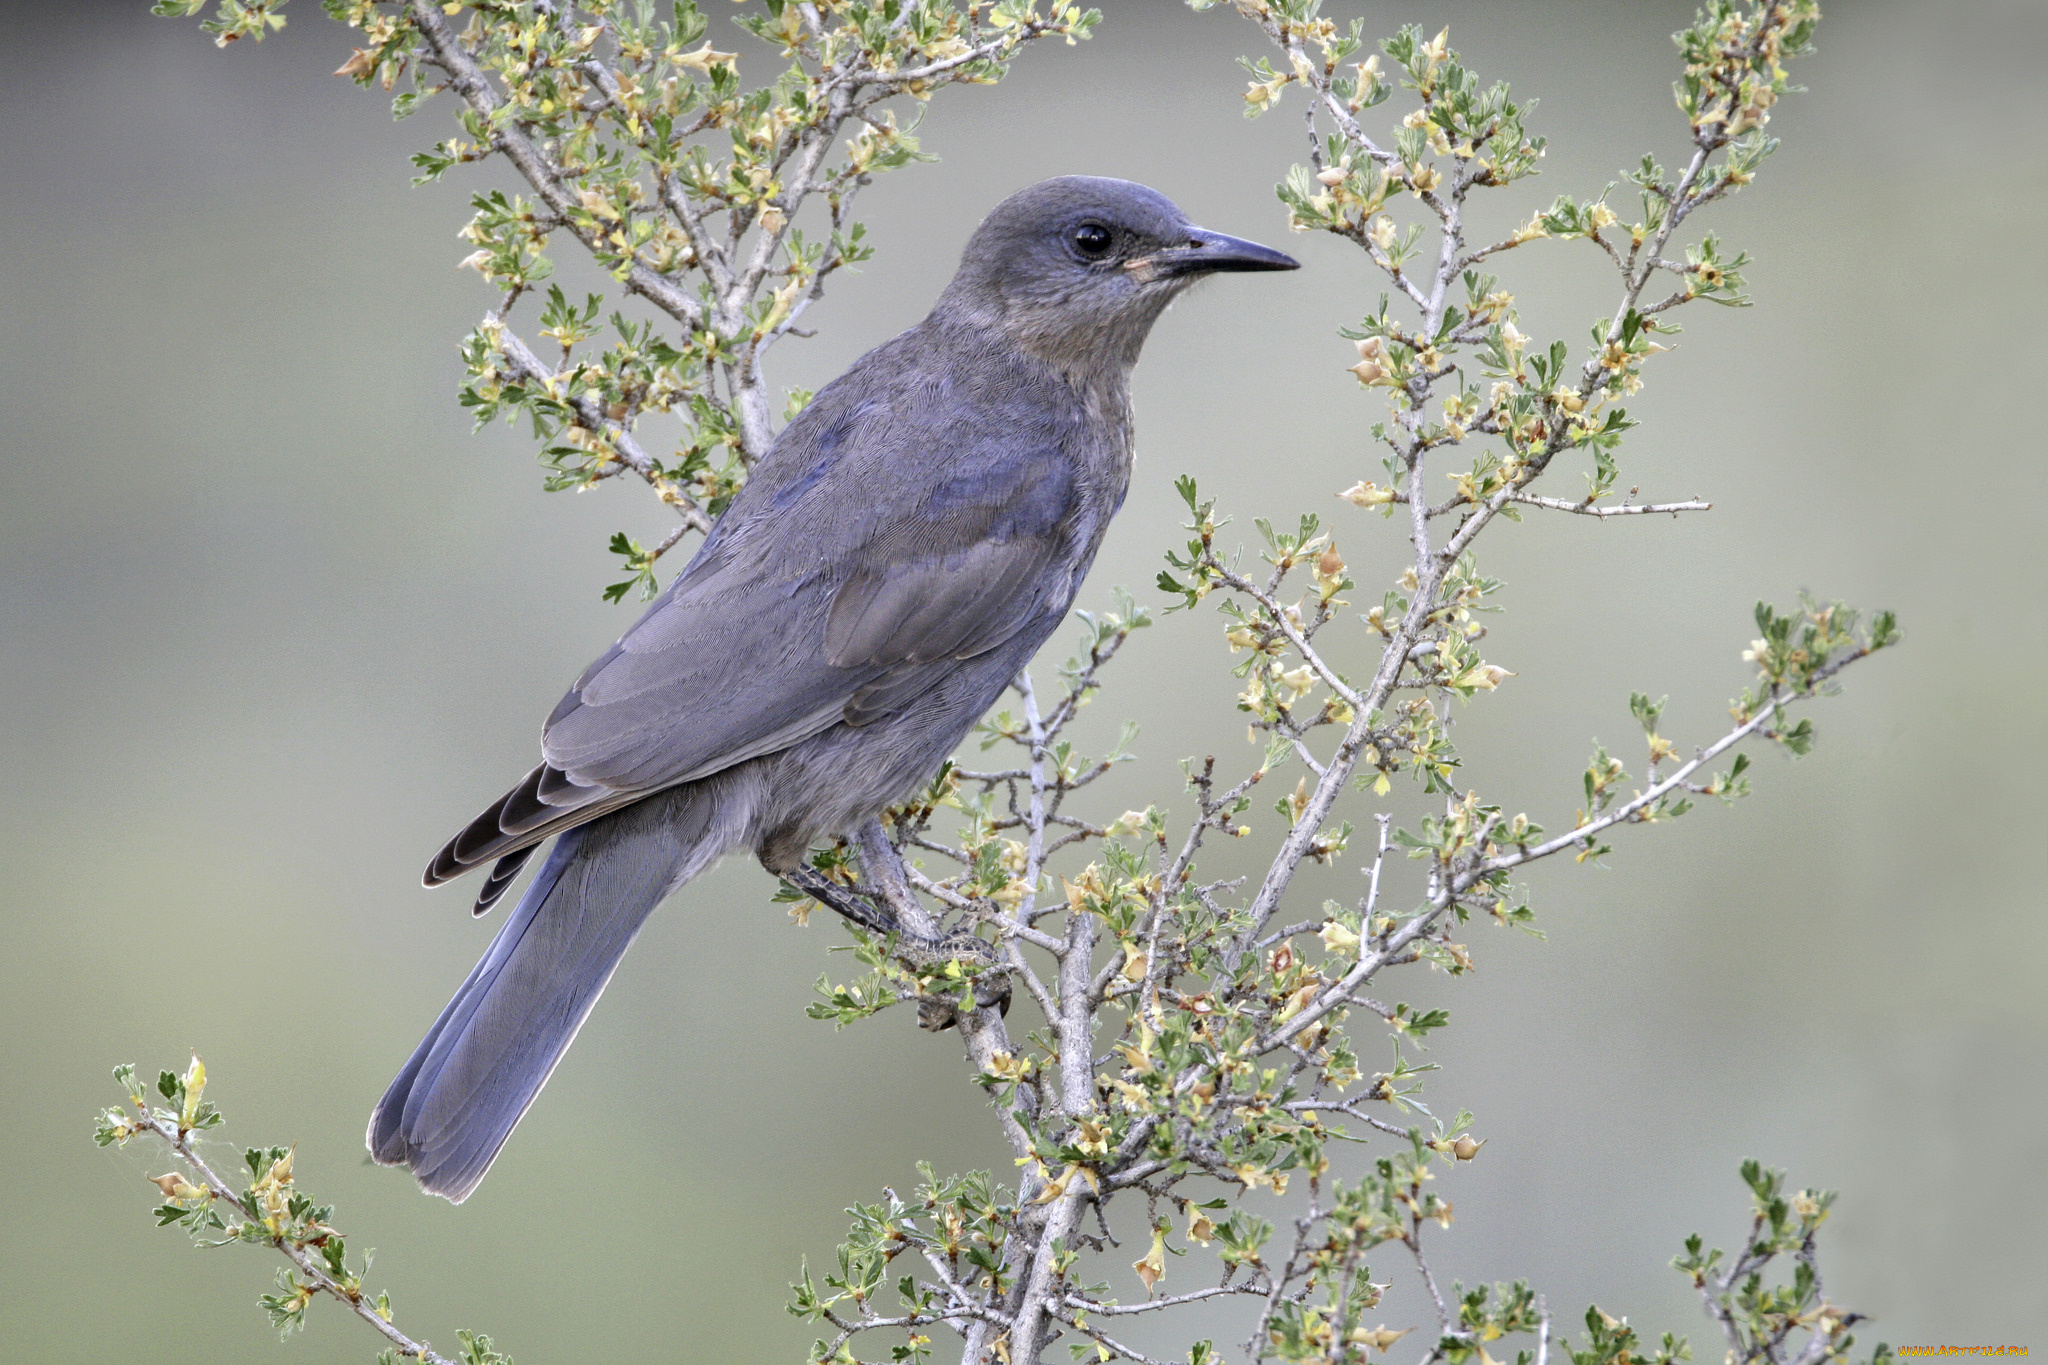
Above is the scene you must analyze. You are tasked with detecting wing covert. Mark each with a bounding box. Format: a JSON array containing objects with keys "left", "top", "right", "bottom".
[{"left": 540, "top": 430, "right": 1081, "bottom": 790}]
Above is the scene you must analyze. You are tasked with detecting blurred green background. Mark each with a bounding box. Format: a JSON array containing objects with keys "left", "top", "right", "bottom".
[{"left": 3, "top": 0, "right": 2043, "bottom": 1357}]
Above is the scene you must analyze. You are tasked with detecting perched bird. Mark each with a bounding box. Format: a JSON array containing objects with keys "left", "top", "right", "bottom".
[{"left": 368, "top": 176, "right": 1299, "bottom": 1202}]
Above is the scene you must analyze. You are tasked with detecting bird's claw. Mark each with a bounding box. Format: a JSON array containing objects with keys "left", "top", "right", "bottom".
[
  {"left": 784, "top": 866, "right": 1010, "bottom": 1027},
  {"left": 916, "top": 960, "right": 1012, "bottom": 1031},
  {"left": 896, "top": 927, "right": 1012, "bottom": 1031}
]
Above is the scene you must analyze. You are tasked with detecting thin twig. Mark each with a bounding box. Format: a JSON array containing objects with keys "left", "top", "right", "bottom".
[{"left": 120, "top": 1107, "right": 456, "bottom": 1365}]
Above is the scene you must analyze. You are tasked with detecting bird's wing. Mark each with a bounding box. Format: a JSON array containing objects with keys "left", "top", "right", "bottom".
[
  {"left": 544, "top": 443, "right": 1080, "bottom": 786},
  {"left": 427, "top": 398, "right": 1084, "bottom": 890}
]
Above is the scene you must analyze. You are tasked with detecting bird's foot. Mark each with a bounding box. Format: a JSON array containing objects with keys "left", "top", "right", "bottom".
[
  {"left": 784, "top": 863, "right": 899, "bottom": 936},
  {"left": 782, "top": 865, "right": 1009, "bottom": 1028}
]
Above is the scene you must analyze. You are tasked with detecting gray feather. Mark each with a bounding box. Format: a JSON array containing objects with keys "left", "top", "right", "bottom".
[{"left": 388, "top": 176, "right": 1297, "bottom": 1201}]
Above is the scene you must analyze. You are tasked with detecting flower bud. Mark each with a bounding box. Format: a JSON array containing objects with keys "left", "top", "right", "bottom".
[{"left": 1319, "top": 920, "right": 1361, "bottom": 955}]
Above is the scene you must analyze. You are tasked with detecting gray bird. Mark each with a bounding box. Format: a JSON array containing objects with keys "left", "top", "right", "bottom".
[{"left": 368, "top": 176, "right": 1298, "bottom": 1202}]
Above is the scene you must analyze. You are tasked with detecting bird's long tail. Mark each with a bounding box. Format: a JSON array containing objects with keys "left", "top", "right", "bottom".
[{"left": 367, "top": 782, "right": 743, "bottom": 1202}]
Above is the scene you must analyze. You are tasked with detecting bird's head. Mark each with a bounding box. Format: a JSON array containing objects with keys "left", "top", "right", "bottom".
[{"left": 940, "top": 176, "right": 1300, "bottom": 370}]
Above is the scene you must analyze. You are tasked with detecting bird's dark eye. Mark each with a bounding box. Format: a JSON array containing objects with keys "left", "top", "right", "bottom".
[{"left": 1071, "top": 221, "right": 1114, "bottom": 259}]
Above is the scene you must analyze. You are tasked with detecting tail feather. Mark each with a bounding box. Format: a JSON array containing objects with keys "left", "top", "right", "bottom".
[{"left": 370, "top": 785, "right": 735, "bottom": 1202}]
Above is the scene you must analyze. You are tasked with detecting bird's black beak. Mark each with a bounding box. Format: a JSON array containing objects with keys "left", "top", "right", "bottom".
[{"left": 1137, "top": 225, "right": 1301, "bottom": 280}]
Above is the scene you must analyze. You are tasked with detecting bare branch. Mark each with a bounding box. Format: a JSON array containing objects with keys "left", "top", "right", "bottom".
[{"left": 1506, "top": 492, "right": 1712, "bottom": 517}]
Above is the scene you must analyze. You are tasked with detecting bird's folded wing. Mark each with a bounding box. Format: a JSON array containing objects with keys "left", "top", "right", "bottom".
[{"left": 539, "top": 445, "right": 1077, "bottom": 790}]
